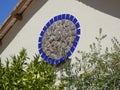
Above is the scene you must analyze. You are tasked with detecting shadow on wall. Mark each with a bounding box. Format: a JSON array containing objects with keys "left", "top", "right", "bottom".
[
  {"left": 78, "top": 0, "right": 120, "bottom": 19},
  {"left": 0, "top": 0, "right": 48, "bottom": 54}
]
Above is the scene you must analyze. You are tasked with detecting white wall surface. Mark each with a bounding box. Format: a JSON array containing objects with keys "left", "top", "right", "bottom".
[{"left": 0, "top": 0, "right": 120, "bottom": 64}]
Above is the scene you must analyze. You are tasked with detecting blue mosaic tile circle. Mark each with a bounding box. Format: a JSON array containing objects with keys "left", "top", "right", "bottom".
[{"left": 38, "top": 14, "right": 81, "bottom": 65}]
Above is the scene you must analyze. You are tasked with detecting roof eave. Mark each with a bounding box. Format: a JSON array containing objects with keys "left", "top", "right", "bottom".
[{"left": 0, "top": 0, "right": 33, "bottom": 40}]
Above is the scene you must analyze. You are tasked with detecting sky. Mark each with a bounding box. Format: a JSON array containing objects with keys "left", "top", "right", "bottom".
[{"left": 0, "top": 0, "right": 18, "bottom": 25}]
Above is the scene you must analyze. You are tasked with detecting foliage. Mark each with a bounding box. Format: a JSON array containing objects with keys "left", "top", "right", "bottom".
[
  {"left": 0, "top": 49, "right": 56, "bottom": 90},
  {"left": 60, "top": 29, "right": 120, "bottom": 90},
  {"left": 1, "top": 29, "right": 120, "bottom": 90}
]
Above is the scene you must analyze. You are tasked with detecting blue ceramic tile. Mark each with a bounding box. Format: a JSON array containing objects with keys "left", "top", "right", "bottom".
[
  {"left": 38, "top": 37, "right": 42, "bottom": 42},
  {"left": 46, "top": 22, "right": 51, "bottom": 28},
  {"left": 48, "top": 59, "right": 54, "bottom": 65},
  {"left": 58, "top": 15, "right": 62, "bottom": 20},
  {"left": 75, "top": 36, "right": 80, "bottom": 42},
  {"left": 73, "top": 18, "right": 77, "bottom": 24},
  {"left": 69, "top": 15, "right": 74, "bottom": 21},
  {"left": 70, "top": 46, "right": 75, "bottom": 53},
  {"left": 43, "top": 26, "right": 47, "bottom": 32},
  {"left": 40, "top": 31, "right": 44, "bottom": 36},
  {"left": 76, "top": 29, "right": 81, "bottom": 35},
  {"left": 48, "top": 58, "right": 52, "bottom": 61},
  {"left": 54, "top": 16, "right": 58, "bottom": 21},
  {"left": 61, "top": 14, "right": 66, "bottom": 19},
  {"left": 50, "top": 18, "right": 54, "bottom": 24},
  {"left": 66, "top": 14, "right": 70, "bottom": 19},
  {"left": 38, "top": 43, "right": 42, "bottom": 49},
  {"left": 75, "top": 22, "right": 80, "bottom": 28},
  {"left": 44, "top": 55, "right": 49, "bottom": 61},
  {"left": 73, "top": 41, "right": 78, "bottom": 47},
  {"left": 67, "top": 51, "right": 72, "bottom": 57},
  {"left": 59, "top": 57, "right": 65, "bottom": 62},
  {"left": 39, "top": 49, "right": 43, "bottom": 54},
  {"left": 54, "top": 60, "right": 59, "bottom": 64},
  {"left": 41, "top": 53, "right": 46, "bottom": 59}
]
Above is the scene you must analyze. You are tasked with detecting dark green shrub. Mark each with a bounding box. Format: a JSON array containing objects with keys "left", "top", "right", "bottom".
[{"left": 0, "top": 49, "right": 56, "bottom": 90}]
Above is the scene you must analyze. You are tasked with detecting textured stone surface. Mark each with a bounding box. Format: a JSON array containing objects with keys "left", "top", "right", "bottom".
[{"left": 42, "top": 20, "right": 76, "bottom": 60}]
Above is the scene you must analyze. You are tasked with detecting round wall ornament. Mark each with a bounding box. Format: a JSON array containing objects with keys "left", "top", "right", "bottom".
[{"left": 38, "top": 14, "right": 81, "bottom": 65}]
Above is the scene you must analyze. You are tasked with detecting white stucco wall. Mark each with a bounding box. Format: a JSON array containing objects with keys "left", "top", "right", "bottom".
[{"left": 0, "top": 0, "right": 120, "bottom": 63}]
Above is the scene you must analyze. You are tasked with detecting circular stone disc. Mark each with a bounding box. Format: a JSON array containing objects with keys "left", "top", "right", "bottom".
[{"left": 38, "top": 14, "right": 80, "bottom": 65}]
